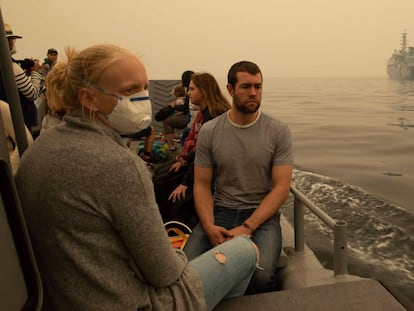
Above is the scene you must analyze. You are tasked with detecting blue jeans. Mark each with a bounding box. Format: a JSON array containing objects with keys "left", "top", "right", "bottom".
[
  {"left": 189, "top": 235, "right": 257, "bottom": 311},
  {"left": 185, "top": 207, "right": 281, "bottom": 294}
]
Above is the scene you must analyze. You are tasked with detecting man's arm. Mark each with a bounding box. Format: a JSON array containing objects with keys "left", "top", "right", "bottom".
[
  {"left": 194, "top": 165, "right": 233, "bottom": 246},
  {"left": 230, "top": 164, "right": 293, "bottom": 236}
]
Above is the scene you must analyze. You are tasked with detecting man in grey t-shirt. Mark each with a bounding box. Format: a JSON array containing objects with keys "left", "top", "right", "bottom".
[{"left": 184, "top": 61, "right": 293, "bottom": 295}]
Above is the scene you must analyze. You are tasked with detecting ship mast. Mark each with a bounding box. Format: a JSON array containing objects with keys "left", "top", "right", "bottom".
[{"left": 400, "top": 30, "right": 408, "bottom": 54}]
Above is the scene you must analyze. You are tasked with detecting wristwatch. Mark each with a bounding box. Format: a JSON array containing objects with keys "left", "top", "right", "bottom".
[{"left": 242, "top": 222, "right": 255, "bottom": 233}]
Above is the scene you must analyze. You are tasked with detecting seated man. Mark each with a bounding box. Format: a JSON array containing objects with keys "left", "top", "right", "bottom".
[{"left": 184, "top": 61, "right": 293, "bottom": 295}]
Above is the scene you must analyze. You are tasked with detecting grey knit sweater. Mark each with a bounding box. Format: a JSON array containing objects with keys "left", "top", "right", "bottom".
[{"left": 15, "top": 113, "right": 205, "bottom": 310}]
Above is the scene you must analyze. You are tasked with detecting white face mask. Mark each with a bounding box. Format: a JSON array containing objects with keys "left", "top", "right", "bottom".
[{"left": 108, "top": 90, "right": 152, "bottom": 135}]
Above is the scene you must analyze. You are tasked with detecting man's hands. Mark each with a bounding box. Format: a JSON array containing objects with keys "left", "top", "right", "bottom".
[
  {"left": 31, "top": 59, "right": 40, "bottom": 72},
  {"left": 204, "top": 224, "right": 254, "bottom": 247},
  {"left": 229, "top": 224, "right": 253, "bottom": 237},
  {"left": 205, "top": 225, "right": 234, "bottom": 246}
]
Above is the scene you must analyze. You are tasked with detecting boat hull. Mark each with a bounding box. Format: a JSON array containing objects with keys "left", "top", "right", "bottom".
[{"left": 387, "top": 61, "right": 414, "bottom": 80}]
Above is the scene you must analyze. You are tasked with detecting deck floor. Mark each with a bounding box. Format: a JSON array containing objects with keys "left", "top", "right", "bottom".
[{"left": 214, "top": 279, "right": 409, "bottom": 311}]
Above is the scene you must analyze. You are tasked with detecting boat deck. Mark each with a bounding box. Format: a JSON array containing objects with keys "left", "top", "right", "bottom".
[
  {"left": 214, "top": 279, "right": 408, "bottom": 311},
  {"left": 213, "top": 216, "right": 412, "bottom": 310}
]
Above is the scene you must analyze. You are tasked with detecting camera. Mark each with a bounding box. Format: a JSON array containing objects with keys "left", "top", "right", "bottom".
[{"left": 16, "top": 58, "right": 35, "bottom": 71}]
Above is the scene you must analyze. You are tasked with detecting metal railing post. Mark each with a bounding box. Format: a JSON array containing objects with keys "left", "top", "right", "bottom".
[
  {"left": 333, "top": 220, "right": 348, "bottom": 275},
  {"left": 290, "top": 184, "right": 349, "bottom": 275},
  {"left": 293, "top": 196, "right": 305, "bottom": 252}
]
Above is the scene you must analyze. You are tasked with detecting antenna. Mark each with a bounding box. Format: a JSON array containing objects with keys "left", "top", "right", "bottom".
[{"left": 400, "top": 29, "right": 408, "bottom": 53}]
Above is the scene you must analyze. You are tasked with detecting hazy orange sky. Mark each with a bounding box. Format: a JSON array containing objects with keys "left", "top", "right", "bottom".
[{"left": 2, "top": 0, "right": 414, "bottom": 79}]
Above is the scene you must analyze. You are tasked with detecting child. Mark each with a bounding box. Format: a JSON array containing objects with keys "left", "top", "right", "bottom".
[{"left": 172, "top": 85, "right": 186, "bottom": 107}]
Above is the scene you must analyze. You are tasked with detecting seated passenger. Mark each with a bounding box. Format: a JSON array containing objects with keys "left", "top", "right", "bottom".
[
  {"left": 184, "top": 61, "right": 294, "bottom": 295},
  {"left": 0, "top": 100, "right": 33, "bottom": 174},
  {"left": 171, "top": 84, "right": 186, "bottom": 107},
  {"left": 153, "top": 72, "right": 230, "bottom": 229},
  {"left": 179, "top": 70, "right": 196, "bottom": 144},
  {"left": 15, "top": 44, "right": 259, "bottom": 311},
  {"left": 156, "top": 82, "right": 190, "bottom": 151},
  {"left": 40, "top": 110, "right": 64, "bottom": 132},
  {"left": 40, "top": 99, "right": 65, "bottom": 133},
  {"left": 121, "top": 125, "right": 161, "bottom": 163}
]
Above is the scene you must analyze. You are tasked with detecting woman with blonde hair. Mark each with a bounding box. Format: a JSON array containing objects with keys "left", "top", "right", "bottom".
[{"left": 15, "top": 44, "right": 258, "bottom": 311}]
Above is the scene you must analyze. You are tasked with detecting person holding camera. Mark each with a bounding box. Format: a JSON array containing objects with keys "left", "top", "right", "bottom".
[
  {"left": 39, "top": 48, "right": 58, "bottom": 77},
  {"left": 2, "top": 23, "right": 41, "bottom": 132}
]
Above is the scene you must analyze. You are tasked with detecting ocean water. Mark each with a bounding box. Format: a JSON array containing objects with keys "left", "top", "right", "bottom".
[{"left": 260, "top": 77, "right": 414, "bottom": 301}]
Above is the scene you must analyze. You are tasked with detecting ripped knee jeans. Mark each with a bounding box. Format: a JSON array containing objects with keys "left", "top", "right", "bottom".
[{"left": 188, "top": 235, "right": 258, "bottom": 311}]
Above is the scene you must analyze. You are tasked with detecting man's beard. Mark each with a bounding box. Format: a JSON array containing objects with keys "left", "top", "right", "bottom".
[{"left": 233, "top": 95, "right": 261, "bottom": 114}]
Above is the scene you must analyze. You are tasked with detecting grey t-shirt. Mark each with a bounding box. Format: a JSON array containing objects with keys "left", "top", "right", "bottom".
[{"left": 195, "top": 110, "right": 293, "bottom": 210}]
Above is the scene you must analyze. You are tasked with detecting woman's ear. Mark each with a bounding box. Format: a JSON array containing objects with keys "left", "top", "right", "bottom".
[{"left": 78, "top": 87, "right": 98, "bottom": 112}]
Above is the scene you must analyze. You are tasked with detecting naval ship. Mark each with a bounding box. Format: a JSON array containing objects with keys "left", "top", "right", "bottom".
[{"left": 387, "top": 31, "right": 414, "bottom": 80}]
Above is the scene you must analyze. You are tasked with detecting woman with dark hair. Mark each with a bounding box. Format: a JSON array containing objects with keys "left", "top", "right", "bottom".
[
  {"left": 181, "top": 70, "right": 193, "bottom": 88},
  {"left": 153, "top": 72, "right": 231, "bottom": 228}
]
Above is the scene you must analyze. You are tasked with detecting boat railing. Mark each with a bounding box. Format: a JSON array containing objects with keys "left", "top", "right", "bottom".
[{"left": 290, "top": 184, "right": 348, "bottom": 276}]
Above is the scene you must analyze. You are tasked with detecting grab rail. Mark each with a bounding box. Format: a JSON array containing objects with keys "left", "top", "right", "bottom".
[{"left": 290, "top": 184, "right": 348, "bottom": 276}]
